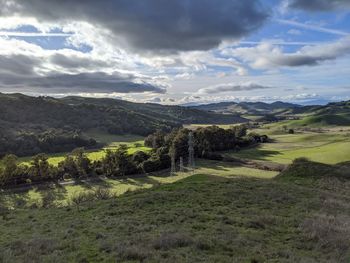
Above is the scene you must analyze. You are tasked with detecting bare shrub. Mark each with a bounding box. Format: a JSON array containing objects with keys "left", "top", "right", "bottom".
[
  {"left": 116, "top": 244, "right": 149, "bottom": 262},
  {"left": 300, "top": 214, "right": 350, "bottom": 259},
  {"left": 153, "top": 232, "right": 193, "bottom": 250},
  {"left": 94, "top": 187, "right": 115, "bottom": 200},
  {"left": 69, "top": 191, "right": 94, "bottom": 210},
  {"left": 0, "top": 249, "right": 15, "bottom": 263},
  {"left": 41, "top": 191, "right": 56, "bottom": 208},
  {"left": 7, "top": 237, "right": 59, "bottom": 262},
  {"left": 0, "top": 203, "right": 9, "bottom": 220}
]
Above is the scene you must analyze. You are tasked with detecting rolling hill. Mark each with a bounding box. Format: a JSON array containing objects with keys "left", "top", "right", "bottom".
[
  {"left": 192, "top": 100, "right": 350, "bottom": 126},
  {"left": 191, "top": 101, "right": 301, "bottom": 115},
  {"left": 0, "top": 93, "right": 246, "bottom": 156}
]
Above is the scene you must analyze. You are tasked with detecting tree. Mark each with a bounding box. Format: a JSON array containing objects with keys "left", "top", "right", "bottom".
[
  {"left": 58, "top": 155, "right": 79, "bottom": 179},
  {"left": 0, "top": 154, "right": 18, "bottom": 186},
  {"left": 232, "top": 125, "right": 247, "bottom": 138},
  {"left": 101, "top": 145, "right": 133, "bottom": 177},
  {"left": 72, "top": 148, "right": 91, "bottom": 177},
  {"left": 29, "top": 154, "right": 55, "bottom": 181}
]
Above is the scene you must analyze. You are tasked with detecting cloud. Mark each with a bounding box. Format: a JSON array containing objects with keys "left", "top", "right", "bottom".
[
  {"left": 0, "top": 31, "right": 71, "bottom": 37},
  {"left": 1, "top": 0, "right": 268, "bottom": 53},
  {"left": 226, "top": 36, "right": 350, "bottom": 69},
  {"left": 0, "top": 49, "right": 166, "bottom": 94},
  {"left": 197, "top": 82, "right": 273, "bottom": 94},
  {"left": 49, "top": 53, "right": 110, "bottom": 70},
  {"left": 287, "top": 29, "right": 301, "bottom": 35},
  {"left": 289, "top": 0, "right": 350, "bottom": 11},
  {"left": 0, "top": 70, "right": 166, "bottom": 94},
  {"left": 276, "top": 19, "right": 349, "bottom": 36}
]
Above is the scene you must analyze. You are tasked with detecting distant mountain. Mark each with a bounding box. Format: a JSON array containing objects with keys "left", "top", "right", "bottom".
[
  {"left": 191, "top": 101, "right": 301, "bottom": 115},
  {"left": 283, "top": 100, "right": 350, "bottom": 127}
]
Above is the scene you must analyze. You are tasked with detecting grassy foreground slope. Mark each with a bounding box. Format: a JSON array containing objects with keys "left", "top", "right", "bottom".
[
  {"left": 1, "top": 169, "right": 349, "bottom": 262},
  {"left": 1, "top": 160, "right": 278, "bottom": 209}
]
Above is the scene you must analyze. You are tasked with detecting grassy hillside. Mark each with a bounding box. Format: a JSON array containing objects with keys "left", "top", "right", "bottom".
[
  {"left": 276, "top": 158, "right": 350, "bottom": 183},
  {"left": 1, "top": 171, "right": 349, "bottom": 262},
  {"left": 0, "top": 93, "right": 245, "bottom": 137},
  {"left": 0, "top": 93, "right": 246, "bottom": 157},
  {"left": 191, "top": 101, "right": 300, "bottom": 115},
  {"left": 1, "top": 160, "right": 278, "bottom": 209},
  {"left": 285, "top": 113, "right": 350, "bottom": 127},
  {"left": 225, "top": 132, "right": 350, "bottom": 164}
]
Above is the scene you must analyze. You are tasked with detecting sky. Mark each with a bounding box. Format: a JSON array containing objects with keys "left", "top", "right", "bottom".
[{"left": 0, "top": 0, "right": 349, "bottom": 105}]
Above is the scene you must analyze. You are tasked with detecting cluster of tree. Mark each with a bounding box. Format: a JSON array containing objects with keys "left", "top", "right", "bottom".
[
  {"left": 0, "top": 145, "right": 170, "bottom": 187},
  {"left": 0, "top": 130, "right": 97, "bottom": 157},
  {"left": 0, "top": 125, "right": 268, "bottom": 188},
  {"left": 145, "top": 125, "right": 268, "bottom": 160}
]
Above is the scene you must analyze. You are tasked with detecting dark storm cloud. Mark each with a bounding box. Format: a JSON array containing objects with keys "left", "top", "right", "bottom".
[
  {"left": 50, "top": 54, "right": 110, "bottom": 70},
  {"left": 0, "top": 55, "right": 41, "bottom": 76},
  {"left": 2, "top": 0, "right": 268, "bottom": 52},
  {"left": 0, "top": 54, "right": 165, "bottom": 94},
  {"left": 290, "top": 0, "right": 350, "bottom": 11},
  {"left": 273, "top": 55, "right": 320, "bottom": 66},
  {"left": 198, "top": 83, "right": 273, "bottom": 94}
]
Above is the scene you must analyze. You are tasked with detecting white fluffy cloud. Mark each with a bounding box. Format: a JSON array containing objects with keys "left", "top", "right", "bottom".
[
  {"left": 0, "top": 37, "right": 166, "bottom": 94},
  {"left": 224, "top": 36, "right": 350, "bottom": 69}
]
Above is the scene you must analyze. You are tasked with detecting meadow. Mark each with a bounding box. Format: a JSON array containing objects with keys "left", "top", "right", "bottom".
[
  {"left": 18, "top": 132, "right": 151, "bottom": 167},
  {"left": 1, "top": 160, "right": 278, "bottom": 209},
  {"left": 1, "top": 169, "right": 349, "bottom": 262},
  {"left": 226, "top": 131, "right": 350, "bottom": 165}
]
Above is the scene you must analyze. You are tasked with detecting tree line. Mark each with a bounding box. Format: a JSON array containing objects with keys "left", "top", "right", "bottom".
[
  {"left": 0, "top": 125, "right": 268, "bottom": 188},
  {"left": 0, "top": 130, "right": 97, "bottom": 157},
  {"left": 145, "top": 125, "right": 268, "bottom": 160}
]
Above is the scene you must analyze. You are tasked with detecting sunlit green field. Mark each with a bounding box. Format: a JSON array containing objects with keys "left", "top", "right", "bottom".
[
  {"left": 1, "top": 160, "right": 278, "bottom": 209},
  {"left": 226, "top": 132, "right": 350, "bottom": 164},
  {"left": 184, "top": 123, "right": 241, "bottom": 129},
  {"left": 17, "top": 133, "right": 151, "bottom": 166}
]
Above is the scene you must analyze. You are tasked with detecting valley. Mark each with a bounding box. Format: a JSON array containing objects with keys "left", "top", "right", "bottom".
[{"left": 1, "top": 96, "right": 349, "bottom": 262}]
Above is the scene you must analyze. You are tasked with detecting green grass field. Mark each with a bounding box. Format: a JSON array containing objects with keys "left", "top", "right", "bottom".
[
  {"left": 226, "top": 132, "right": 350, "bottom": 164},
  {"left": 1, "top": 129, "right": 350, "bottom": 262},
  {"left": 184, "top": 123, "right": 241, "bottom": 129},
  {"left": 258, "top": 113, "right": 350, "bottom": 134},
  {"left": 1, "top": 160, "right": 278, "bottom": 209},
  {"left": 17, "top": 133, "right": 151, "bottom": 167},
  {"left": 1, "top": 172, "right": 349, "bottom": 262}
]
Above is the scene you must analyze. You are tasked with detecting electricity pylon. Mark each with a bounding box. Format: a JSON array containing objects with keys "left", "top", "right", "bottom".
[
  {"left": 170, "top": 146, "right": 176, "bottom": 176},
  {"left": 188, "top": 131, "right": 195, "bottom": 173},
  {"left": 179, "top": 157, "right": 185, "bottom": 173}
]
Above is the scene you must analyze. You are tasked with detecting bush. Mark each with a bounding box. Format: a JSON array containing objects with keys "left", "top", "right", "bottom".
[
  {"left": 153, "top": 232, "right": 193, "bottom": 250},
  {"left": 70, "top": 191, "right": 94, "bottom": 209},
  {"left": 141, "top": 157, "right": 162, "bottom": 173},
  {"left": 93, "top": 187, "right": 115, "bottom": 200}
]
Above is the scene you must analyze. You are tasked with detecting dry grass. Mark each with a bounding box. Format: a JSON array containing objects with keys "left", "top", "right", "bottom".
[{"left": 300, "top": 213, "right": 350, "bottom": 261}]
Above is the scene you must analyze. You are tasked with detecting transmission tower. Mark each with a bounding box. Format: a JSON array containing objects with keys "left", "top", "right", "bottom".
[
  {"left": 179, "top": 157, "right": 185, "bottom": 173},
  {"left": 188, "top": 131, "right": 195, "bottom": 172},
  {"left": 170, "top": 146, "right": 176, "bottom": 176}
]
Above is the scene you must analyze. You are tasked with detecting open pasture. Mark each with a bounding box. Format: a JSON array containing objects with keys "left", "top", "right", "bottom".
[
  {"left": 1, "top": 160, "right": 278, "bottom": 209},
  {"left": 226, "top": 131, "right": 350, "bottom": 164},
  {"left": 17, "top": 133, "right": 151, "bottom": 167}
]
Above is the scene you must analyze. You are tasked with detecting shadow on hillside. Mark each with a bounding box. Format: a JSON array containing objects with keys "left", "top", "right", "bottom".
[
  {"left": 77, "top": 177, "right": 114, "bottom": 190},
  {"left": 0, "top": 181, "right": 69, "bottom": 208},
  {"left": 225, "top": 145, "right": 282, "bottom": 161}
]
